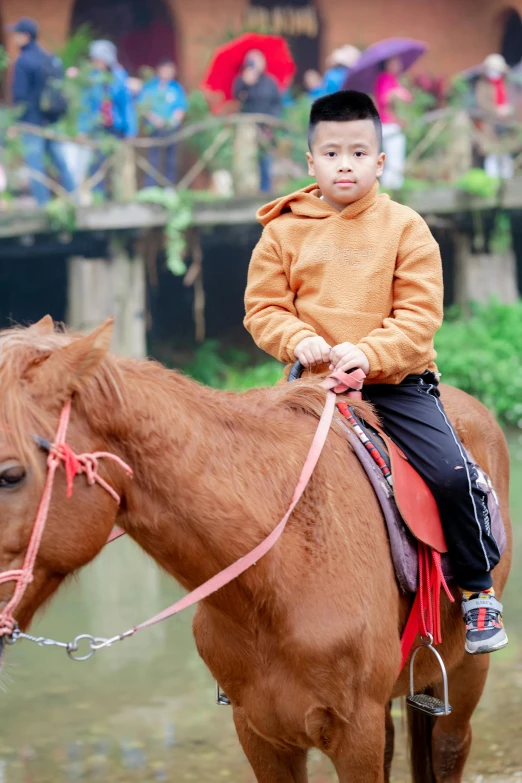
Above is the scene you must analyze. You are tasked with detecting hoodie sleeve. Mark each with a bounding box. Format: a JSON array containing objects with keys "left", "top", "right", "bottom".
[
  {"left": 244, "top": 225, "right": 317, "bottom": 362},
  {"left": 356, "top": 213, "right": 443, "bottom": 382}
]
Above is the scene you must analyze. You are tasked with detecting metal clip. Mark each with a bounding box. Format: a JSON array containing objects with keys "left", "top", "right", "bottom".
[
  {"left": 406, "top": 634, "right": 452, "bottom": 716},
  {"left": 67, "top": 634, "right": 97, "bottom": 662}
]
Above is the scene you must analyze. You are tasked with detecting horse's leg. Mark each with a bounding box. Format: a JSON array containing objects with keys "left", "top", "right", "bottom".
[
  {"left": 431, "top": 653, "right": 490, "bottom": 782},
  {"left": 233, "top": 707, "right": 308, "bottom": 783},
  {"left": 384, "top": 702, "right": 394, "bottom": 783},
  {"left": 307, "top": 701, "right": 386, "bottom": 783}
]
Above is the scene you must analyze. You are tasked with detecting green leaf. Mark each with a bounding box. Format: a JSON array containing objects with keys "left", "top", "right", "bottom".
[{"left": 137, "top": 187, "right": 194, "bottom": 276}]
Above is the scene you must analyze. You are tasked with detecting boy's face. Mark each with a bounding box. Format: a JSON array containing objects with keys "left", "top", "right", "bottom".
[{"left": 306, "top": 119, "right": 385, "bottom": 211}]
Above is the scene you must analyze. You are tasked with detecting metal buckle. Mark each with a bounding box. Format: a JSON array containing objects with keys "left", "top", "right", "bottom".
[{"left": 406, "top": 634, "right": 452, "bottom": 716}]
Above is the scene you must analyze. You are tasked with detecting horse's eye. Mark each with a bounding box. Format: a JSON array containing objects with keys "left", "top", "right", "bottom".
[{"left": 0, "top": 466, "right": 26, "bottom": 488}]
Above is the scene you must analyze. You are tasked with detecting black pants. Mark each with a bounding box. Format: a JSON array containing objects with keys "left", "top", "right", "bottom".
[{"left": 364, "top": 372, "right": 500, "bottom": 591}]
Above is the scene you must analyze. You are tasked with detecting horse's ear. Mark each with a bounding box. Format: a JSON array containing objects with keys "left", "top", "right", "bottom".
[
  {"left": 27, "top": 319, "right": 114, "bottom": 397},
  {"left": 28, "top": 315, "right": 55, "bottom": 335}
]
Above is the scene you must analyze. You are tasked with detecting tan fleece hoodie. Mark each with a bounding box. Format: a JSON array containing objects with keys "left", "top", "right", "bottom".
[{"left": 244, "top": 181, "right": 443, "bottom": 385}]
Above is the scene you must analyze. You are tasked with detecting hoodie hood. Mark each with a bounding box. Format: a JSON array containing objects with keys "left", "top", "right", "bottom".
[{"left": 256, "top": 181, "right": 381, "bottom": 226}]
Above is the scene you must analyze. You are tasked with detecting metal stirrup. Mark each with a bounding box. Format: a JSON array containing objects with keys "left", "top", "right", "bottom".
[{"left": 406, "top": 634, "right": 452, "bottom": 716}]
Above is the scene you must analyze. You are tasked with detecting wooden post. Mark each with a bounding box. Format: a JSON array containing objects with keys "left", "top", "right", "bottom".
[
  {"left": 111, "top": 238, "right": 147, "bottom": 358},
  {"left": 453, "top": 229, "right": 519, "bottom": 304},
  {"left": 233, "top": 120, "right": 259, "bottom": 196},
  {"left": 184, "top": 228, "right": 206, "bottom": 342},
  {"left": 446, "top": 111, "right": 473, "bottom": 182},
  {"left": 112, "top": 143, "right": 138, "bottom": 202},
  {"left": 67, "top": 237, "right": 146, "bottom": 358}
]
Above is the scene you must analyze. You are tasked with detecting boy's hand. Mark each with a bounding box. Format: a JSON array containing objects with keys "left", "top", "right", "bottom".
[
  {"left": 294, "top": 336, "right": 332, "bottom": 368},
  {"left": 329, "top": 342, "right": 369, "bottom": 375}
]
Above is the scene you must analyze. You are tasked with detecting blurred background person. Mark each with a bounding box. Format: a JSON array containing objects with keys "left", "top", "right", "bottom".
[
  {"left": 322, "top": 45, "right": 361, "bottom": 95},
  {"left": 139, "top": 59, "right": 187, "bottom": 187},
  {"left": 303, "top": 69, "right": 326, "bottom": 100},
  {"left": 80, "top": 39, "right": 137, "bottom": 140},
  {"left": 10, "top": 17, "right": 74, "bottom": 205},
  {"left": 475, "top": 53, "right": 514, "bottom": 179},
  {"left": 80, "top": 39, "right": 137, "bottom": 194},
  {"left": 233, "top": 49, "right": 281, "bottom": 193},
  {"left": 375, "top": 56, "right": 412, "bottom": 189}
]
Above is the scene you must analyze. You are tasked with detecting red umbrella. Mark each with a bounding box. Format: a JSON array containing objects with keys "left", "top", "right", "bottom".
[{"left": 202, "top": 32, "right": 296, "bottom": 102}]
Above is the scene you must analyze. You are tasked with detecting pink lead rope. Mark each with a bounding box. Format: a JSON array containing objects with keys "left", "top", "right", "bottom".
[
  {"left": 130, "top": 369, "right": 365, "bottom": 635},
  {"left": 0, "top": 370, "right": 364, "bottom": 643}
]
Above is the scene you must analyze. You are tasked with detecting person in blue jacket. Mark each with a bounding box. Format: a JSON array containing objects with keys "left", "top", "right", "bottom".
[
  {"left": 80, "top": 40, "right": 137, "bottom": 139},
  {"left": 138, "top": 60, "right": 188, "bottom": 186},
  {"left": 9, "top": 17, "right": 74, "bottom": 205},
  {"left": 322, "top": 45, "right": 361, "bottom": 95},
  {"left": 80, "top": 40, "right": 137, "bottom": 194}
]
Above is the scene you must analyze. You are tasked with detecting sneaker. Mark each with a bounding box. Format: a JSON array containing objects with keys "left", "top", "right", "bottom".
[{"left": 462, "top": 592, "right": 508, "bottom": 655}]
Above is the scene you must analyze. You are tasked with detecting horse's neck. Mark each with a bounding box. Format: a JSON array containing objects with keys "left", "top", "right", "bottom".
[{"left": 108, "top": 364, "right": 292, "bottom": 603}]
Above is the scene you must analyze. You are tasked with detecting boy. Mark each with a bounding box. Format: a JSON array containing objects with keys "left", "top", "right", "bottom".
[{"left": 244, "top": 90, "right": 507, "bottom": 655}]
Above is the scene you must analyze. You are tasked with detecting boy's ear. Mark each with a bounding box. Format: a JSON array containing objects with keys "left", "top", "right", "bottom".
[
  {"left": 306, "top": 151, "right": 315, "bottom": 177},
  {"left": 376, "top": 151, "right": 386, "bottom": 179}
]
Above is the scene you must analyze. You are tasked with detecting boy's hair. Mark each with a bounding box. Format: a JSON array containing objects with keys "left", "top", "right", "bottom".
[{"left": 308, "top": 90, "right": 382, "bottom": 150}]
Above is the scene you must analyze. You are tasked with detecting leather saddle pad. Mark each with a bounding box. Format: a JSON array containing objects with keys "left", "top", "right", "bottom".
[{"left": 349, "top": 410, "right": 448, "bottom": 553}]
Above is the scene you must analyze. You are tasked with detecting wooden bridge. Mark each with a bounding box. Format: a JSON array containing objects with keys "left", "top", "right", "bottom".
[{"left": 1, "top": 109, "right": 521, "bottom": 357}]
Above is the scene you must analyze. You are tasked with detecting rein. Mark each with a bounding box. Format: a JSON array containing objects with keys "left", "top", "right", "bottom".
[{"left": 0, "top": 369, "right": 364, "bottom": 659}]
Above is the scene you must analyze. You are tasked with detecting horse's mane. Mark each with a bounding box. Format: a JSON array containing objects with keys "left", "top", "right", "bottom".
[
  {"left": 0, "top": 326, "right": 123, "bottom": 469},
  {"left": 0, "top": 324, "right": 373, "bottom": 470}
]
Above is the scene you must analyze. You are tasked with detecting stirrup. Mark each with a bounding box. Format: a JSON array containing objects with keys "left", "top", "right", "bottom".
[
  {"left": 406, "top": 634, "right": 452, "bottom": 717},
  {"left": 216, "top": 682, "right": 231, "bottom": 706}
]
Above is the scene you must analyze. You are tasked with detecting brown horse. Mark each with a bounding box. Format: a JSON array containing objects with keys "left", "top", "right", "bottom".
[{"left": 0, "top": 317, "right": 512, "bottom": 783}]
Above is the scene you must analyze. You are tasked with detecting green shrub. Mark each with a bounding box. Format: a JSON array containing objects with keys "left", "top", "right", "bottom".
[
  {"left": 58, "top": 25, "right": 94, "bottom": 70},
  {"left": 182, "top": 340, "right": 283, "bottom": 389},
  {"left": 184, "top": 90, "right": 233, "bottom": 173},
  {"left": 435, "top": 301, "right": 522, "bottom": 428},
  {"left": 455, "top": 169, "right": 500, "bottom": 199}
]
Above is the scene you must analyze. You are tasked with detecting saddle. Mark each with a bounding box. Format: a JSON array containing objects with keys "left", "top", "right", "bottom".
[{"left": 336, "top": 402, "right": 507, "bottom": 594}]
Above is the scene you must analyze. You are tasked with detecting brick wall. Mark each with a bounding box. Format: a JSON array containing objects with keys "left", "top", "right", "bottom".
[
  {"left": 2, "top": 0, "right": 522, "bottom": 88},
  {"left": 318, "top": 0, "right": 522, "bottom": 78}
]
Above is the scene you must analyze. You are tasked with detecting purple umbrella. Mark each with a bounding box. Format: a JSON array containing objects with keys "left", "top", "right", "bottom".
[{"left": 342, "top": 37, "right": 427, "bottom": 94}]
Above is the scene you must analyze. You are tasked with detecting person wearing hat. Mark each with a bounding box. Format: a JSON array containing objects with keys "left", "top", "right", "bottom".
[
  {"left": 322, "top": 45, "right": 361, "bottom": 95},
  {"left": 475, "top": 53, "right": 515, "bottom": 179},
  {"left": 79, "top": 40, "right": 137, "bottom": 140},
  {"left": 9, "top": 17, "right": 75, "bottom": 204},
  {"left": 79, "top": 40, "right": 137, "bottom": 194}
]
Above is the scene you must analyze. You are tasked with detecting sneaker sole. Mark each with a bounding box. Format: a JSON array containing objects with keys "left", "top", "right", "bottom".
[{"left": 465, "top": 635, "right": 509, "bottom": 655}]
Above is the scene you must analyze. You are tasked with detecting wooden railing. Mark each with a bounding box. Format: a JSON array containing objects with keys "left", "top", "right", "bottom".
[
  {"left": 5, "top": 108, "right": 522, "bottom": 206},
  {"left": 6, "top": 114, "right": 305, "bottom": 205}
]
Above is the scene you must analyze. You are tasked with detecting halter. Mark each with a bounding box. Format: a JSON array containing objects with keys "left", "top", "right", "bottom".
[{"left": 0, "top": 399, "right": 133, "bottom": 637}]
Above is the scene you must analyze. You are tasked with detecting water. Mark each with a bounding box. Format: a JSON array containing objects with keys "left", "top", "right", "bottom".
[{"left": 1, "top": 438, "right": 521, "bottom": 783}]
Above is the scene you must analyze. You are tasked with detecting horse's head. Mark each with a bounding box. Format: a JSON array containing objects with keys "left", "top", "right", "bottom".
[{"left": 0, "top": 316, "right": 127, "bottom": 641}]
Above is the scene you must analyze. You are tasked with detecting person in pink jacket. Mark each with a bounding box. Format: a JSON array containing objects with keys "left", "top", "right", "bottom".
[{"left": 375, "top": 57, "right": 412, "bottom": 189}]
